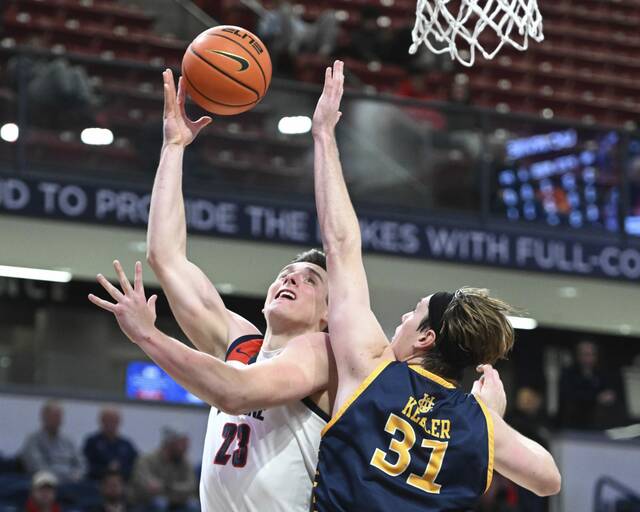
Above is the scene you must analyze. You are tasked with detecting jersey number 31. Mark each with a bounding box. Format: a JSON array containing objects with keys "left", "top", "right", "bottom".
[{"left": 370, "top": 413, "right": 448, "bottom": 494}]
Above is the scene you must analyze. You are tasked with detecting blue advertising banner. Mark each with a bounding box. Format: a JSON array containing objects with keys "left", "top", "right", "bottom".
[{"left": 1, "top": 175, "right": 639, "bottom": 282}]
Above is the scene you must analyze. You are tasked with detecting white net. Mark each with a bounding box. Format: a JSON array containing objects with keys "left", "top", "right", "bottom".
[{"left": 410, "top": 0, "right": 544, "bottom": 67}]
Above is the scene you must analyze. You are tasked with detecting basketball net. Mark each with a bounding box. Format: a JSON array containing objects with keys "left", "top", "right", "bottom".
[{"left": 410, "top": 0, "right": 544, "bottom": 67}]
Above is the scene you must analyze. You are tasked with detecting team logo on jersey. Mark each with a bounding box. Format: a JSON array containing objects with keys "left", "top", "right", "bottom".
[
  {"left": 417, "top": 393, "right": 436, "bottom": 413},
  {"left": 403, "top": 393, "right": 437, "bottom": 418},
  {"left": 208, "top": 50, "right": 249, "bottom": 71}
]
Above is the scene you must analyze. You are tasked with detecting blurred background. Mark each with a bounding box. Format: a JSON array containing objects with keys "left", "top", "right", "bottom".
[{"left": 1, "top": 0, "right": 640, "bottom": 510}]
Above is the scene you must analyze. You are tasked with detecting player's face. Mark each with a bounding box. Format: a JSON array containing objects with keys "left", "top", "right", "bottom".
[
  {"left": 391, "top": 295, "right": 432, "bottom": 356},
  {"left": 263, "top": 262, "right": 329, "bottom": 332}
]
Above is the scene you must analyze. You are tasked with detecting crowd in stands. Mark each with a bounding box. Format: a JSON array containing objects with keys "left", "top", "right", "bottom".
[
  {"left": 0, "top": 404, "right": 198, "bottom": 512},
  {"left": 0, "top": 337, "right": 634, "bottom": 512}
]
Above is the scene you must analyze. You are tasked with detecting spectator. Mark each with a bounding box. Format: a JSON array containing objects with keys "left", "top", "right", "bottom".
[
  {"left": 130, "top": 428, "right": 198, "bottom": 512},
  {"left": 88, "top": 470, "right": 130, "bottom": 512},
  {"left": 345, "top": 6, "right": 390, "bottom": 63},
  {"left": 257, "top": 0, "right": 338, "bottom": 75},
  {"left": 21, "top": 401, "right": 85, "bottom": 483},
  {"left": 507, "top": 387, "right": 551, "bottom": 447},
  {"left": 25, "top": 471, "right": 62, "bottom": 512},
  {"left": 84, "top": 407, "right": 138, "bottom": 481},
  {"left": 8, "top": 55, "right": 98, "bottom": 129},
  {"left": 506, "top": 387, "right": 551, "bottom": 512},
  {"left": 558, "top": 340, "right": 627, "bottom": 430}
]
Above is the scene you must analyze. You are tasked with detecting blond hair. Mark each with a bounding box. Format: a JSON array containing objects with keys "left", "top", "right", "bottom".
[{"left": 421, "top": 287, "right": 515, "bottom": 378}]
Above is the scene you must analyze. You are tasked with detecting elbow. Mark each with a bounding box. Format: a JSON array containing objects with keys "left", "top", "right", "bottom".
[
  {"left": 215, "top": 393, "right": 249, "bottom": 416},
  {"left": 146, "top": 247, "right": 162, "bottom": 269},
  {"left": 534, "top": 466, "right": 562, "bottom": 497},
  {"left": 146, "top": 247, "right": 172, "bottom": 273}
]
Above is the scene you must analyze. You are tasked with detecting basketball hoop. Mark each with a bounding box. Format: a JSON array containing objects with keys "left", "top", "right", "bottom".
[{"left": 409, "top": 0, "right": 544, "bottom": 67}]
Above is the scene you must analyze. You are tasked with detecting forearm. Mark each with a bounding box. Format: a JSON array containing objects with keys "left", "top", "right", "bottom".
[
  {"left": 136, "top": 327, "right": 243, "bottom": 411},
  {"left": 313, "top": 131, "right": 361, "bottom": 253},
  {"left": 495, "top": 415, "right": 561, "bottom": 496},
  {"left": 147, "top": 143, "right": 188, "bottom": 266}
]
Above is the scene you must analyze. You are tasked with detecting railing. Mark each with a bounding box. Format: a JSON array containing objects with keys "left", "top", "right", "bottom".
[
  {"left": 593, "top": 476, "right": 640, "bottom": 512},
  {"left": 1, "top": 46, "right": 640, "bottom": 239}
]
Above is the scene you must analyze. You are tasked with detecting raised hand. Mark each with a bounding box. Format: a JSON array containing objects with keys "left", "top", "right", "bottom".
[
  {"left": 471, "top": 364, "right": 507, "bottom": 417},
  {"left": 162, "top": 69, "right": 212, "bottom": 147},
  {"left": 312, "top": 60, "right": 344, "bottom": 136},
  {"left": 89, "top": 260, "right": 159, "bottom": 345}
]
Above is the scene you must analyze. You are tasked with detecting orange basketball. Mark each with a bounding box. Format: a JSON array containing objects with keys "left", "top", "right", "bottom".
[{"left": 181, "top": 25, "right": 272, "bottom": 116}]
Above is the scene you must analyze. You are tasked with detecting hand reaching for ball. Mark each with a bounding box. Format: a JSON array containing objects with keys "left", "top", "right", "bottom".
[
  {"left": 312, "top": 60, "right": 344, "bottom": 137},
  {"left": 162, "top": 69, "right": 212, "bottom": 148}
]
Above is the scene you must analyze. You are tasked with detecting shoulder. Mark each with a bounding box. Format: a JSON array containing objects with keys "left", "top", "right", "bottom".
[
  {"left": 117, "top": 436, "right": 136, "bottom": 449},
  {"left": 226, "top": 334, "right": 264, "bottom": 364}
]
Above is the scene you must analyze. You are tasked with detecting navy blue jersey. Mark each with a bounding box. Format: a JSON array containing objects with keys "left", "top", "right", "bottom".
[{"left": 313, "top": 360, "right": 493, "bottom": 512}]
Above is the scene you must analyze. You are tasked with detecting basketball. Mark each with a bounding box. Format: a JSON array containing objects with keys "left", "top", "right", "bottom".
[{"left": 181, "top": 25, "right": 272, "bottom": 116}]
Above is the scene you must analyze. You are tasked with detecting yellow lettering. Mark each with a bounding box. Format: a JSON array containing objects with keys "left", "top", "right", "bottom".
[
  {"left": 402, "top": 396, "right": 418, "bottom": 418},
  {"left": 370, "top": 414, "right": 415, "bottom": 477},
  {"left": 419, "top": 417, "right": 428, "bottom": 431},
  {"left": 411, "top": 407, "right": 421, "bottom": 423},
  {"left": 440, "top": 420, "right": 451, "bottom": 439},
  {"left": 431, "top": 419, "right": 440, "bottom": 438}
]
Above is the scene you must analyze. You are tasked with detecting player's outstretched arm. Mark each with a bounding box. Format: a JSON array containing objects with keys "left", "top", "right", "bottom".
[
  {"left": 89, "top": 261, "right": 330, "bottom": 412},
  {"left": 147, "top": 70, "right": 259, "bottom": 359},
  {"left": 312, "top": 61, "right": 392, "bottom": 386},
  {"left": 491, "top": 409, "right": 561, "bottom": 496},
  {"left": 472, "top": 364, "right": 560, "bottom": 495}
]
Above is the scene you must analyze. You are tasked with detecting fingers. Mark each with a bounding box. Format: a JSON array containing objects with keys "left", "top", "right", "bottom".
[
  {"left": 177, "top": 76, "right": 189, "bottom": 120},
  {"left": 88, "top": 293, "right": 117, "bottom": 313},
  {"left": 476, "top": 364, "right": 503, "bottom": 389},
  {"left": 334, "top": 59, "right": 344, "bottom": 83},
  {"left": 134, "top": 261, "right": 144, "bottom": 296},
  {"left": 96, "top": 273, "right": 124, "bottom": 302},
  {"left": 113, "top": 260, "right": 134, "bottom": 295},
  {"left": 193, "top": 115, "right": 213, "bottom": 130},
  {"left": 163, "top": 69, "right": 177, "bottom": 118},
  {"left": 147, "top": 294, "right": 158, "bottom": 316},
  {"left": 471, "top": 379, "right": 483, "bottom": 396}
]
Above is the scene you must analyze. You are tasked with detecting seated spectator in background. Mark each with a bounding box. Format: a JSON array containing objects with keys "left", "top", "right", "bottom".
[
  {"left": 507, "top": 387, "right": 551, "bottom": 447},
  {"left": 89, "top": 470, "right": 130, "bottom": 512},
  {"left": 21, "top": 401, "right": 85, "bottom": 483},
  {"left": 130, "top": 428, "right": 198, "bottom": 512},
  {"left": 258, "top": 0, "right": 338, "bottom": 75},
  {"left": 558, "top": 340, "right": 628, "bottom": 430},
  {"left": 84, "top": 406, "right": 138, "bottom": 481},
  {"left": 345, "top": 6, "right": 392, "bottom": 63},
  {"left": 506, "top": 387, "right": 551, "bottom": 512},
  {"left": 7, "top": 55, "right": 98, "bottom": 129},
  {"left": 25, "top": 471, "right": 61, "bottom": 512}
]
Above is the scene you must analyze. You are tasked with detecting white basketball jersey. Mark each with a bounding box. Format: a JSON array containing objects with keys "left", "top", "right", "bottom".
[{"left": 200, "top": 346, "right": 327, "bottom": 512}]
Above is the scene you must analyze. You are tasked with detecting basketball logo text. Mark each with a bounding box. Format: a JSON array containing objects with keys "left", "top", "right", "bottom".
[{"left": 222, "top": 27, "right": 264, "bottom": 54}]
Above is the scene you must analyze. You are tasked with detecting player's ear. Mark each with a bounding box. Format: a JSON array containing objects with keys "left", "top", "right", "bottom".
[
  {"left": 415, "top": 329, "right": 436, "bottom": 352},
  {"left": 319, "top": 310, "right": 329, "bottom": 332}
]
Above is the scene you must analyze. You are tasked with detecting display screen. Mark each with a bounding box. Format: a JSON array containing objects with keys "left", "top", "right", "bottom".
[
  {"left": 126, "top": 361, "right": 204, "bottom": 405},
  {"left": 495, "top": 128, "right": 622, "bottom": 231}
]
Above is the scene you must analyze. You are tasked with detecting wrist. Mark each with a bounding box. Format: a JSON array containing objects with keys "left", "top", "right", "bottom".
[
  {"left": 162, "top": 141, "right": 187, "bottom": 152},
  {"left": 135, "top": 326, "right": 161, "bottom": 347},
  {"left": 312, "top": 128, "right": 335, "bottom": 142}
]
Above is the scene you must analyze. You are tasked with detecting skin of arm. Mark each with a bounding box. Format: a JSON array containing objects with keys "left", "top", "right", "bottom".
[
  {"left": 473, "top": 364, "right": 561, "bottom": 496},
  {"left": 312, "top": 61, "right": 393, "bottom": 397},
  {"left": 89, "top": 261, "right": 331, "bottom": 415},
  {"left": 492, "top": 409, "right": 561, "bottom": 496},
  {"left": 146, "top": 70, "right": 259, "bottom": 359}
]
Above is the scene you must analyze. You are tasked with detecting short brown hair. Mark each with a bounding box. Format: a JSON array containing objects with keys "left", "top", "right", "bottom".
[
  {"left": 290, "top": 249, "right": 326, "bottom": 270},
  {"left": 420, "top": 287, "right": 515, "bottom": 380}
]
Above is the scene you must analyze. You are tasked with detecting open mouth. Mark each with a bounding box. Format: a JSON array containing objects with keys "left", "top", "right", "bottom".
[{"left": 275, "top": 289, "right": 297, "bottom": 301}]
